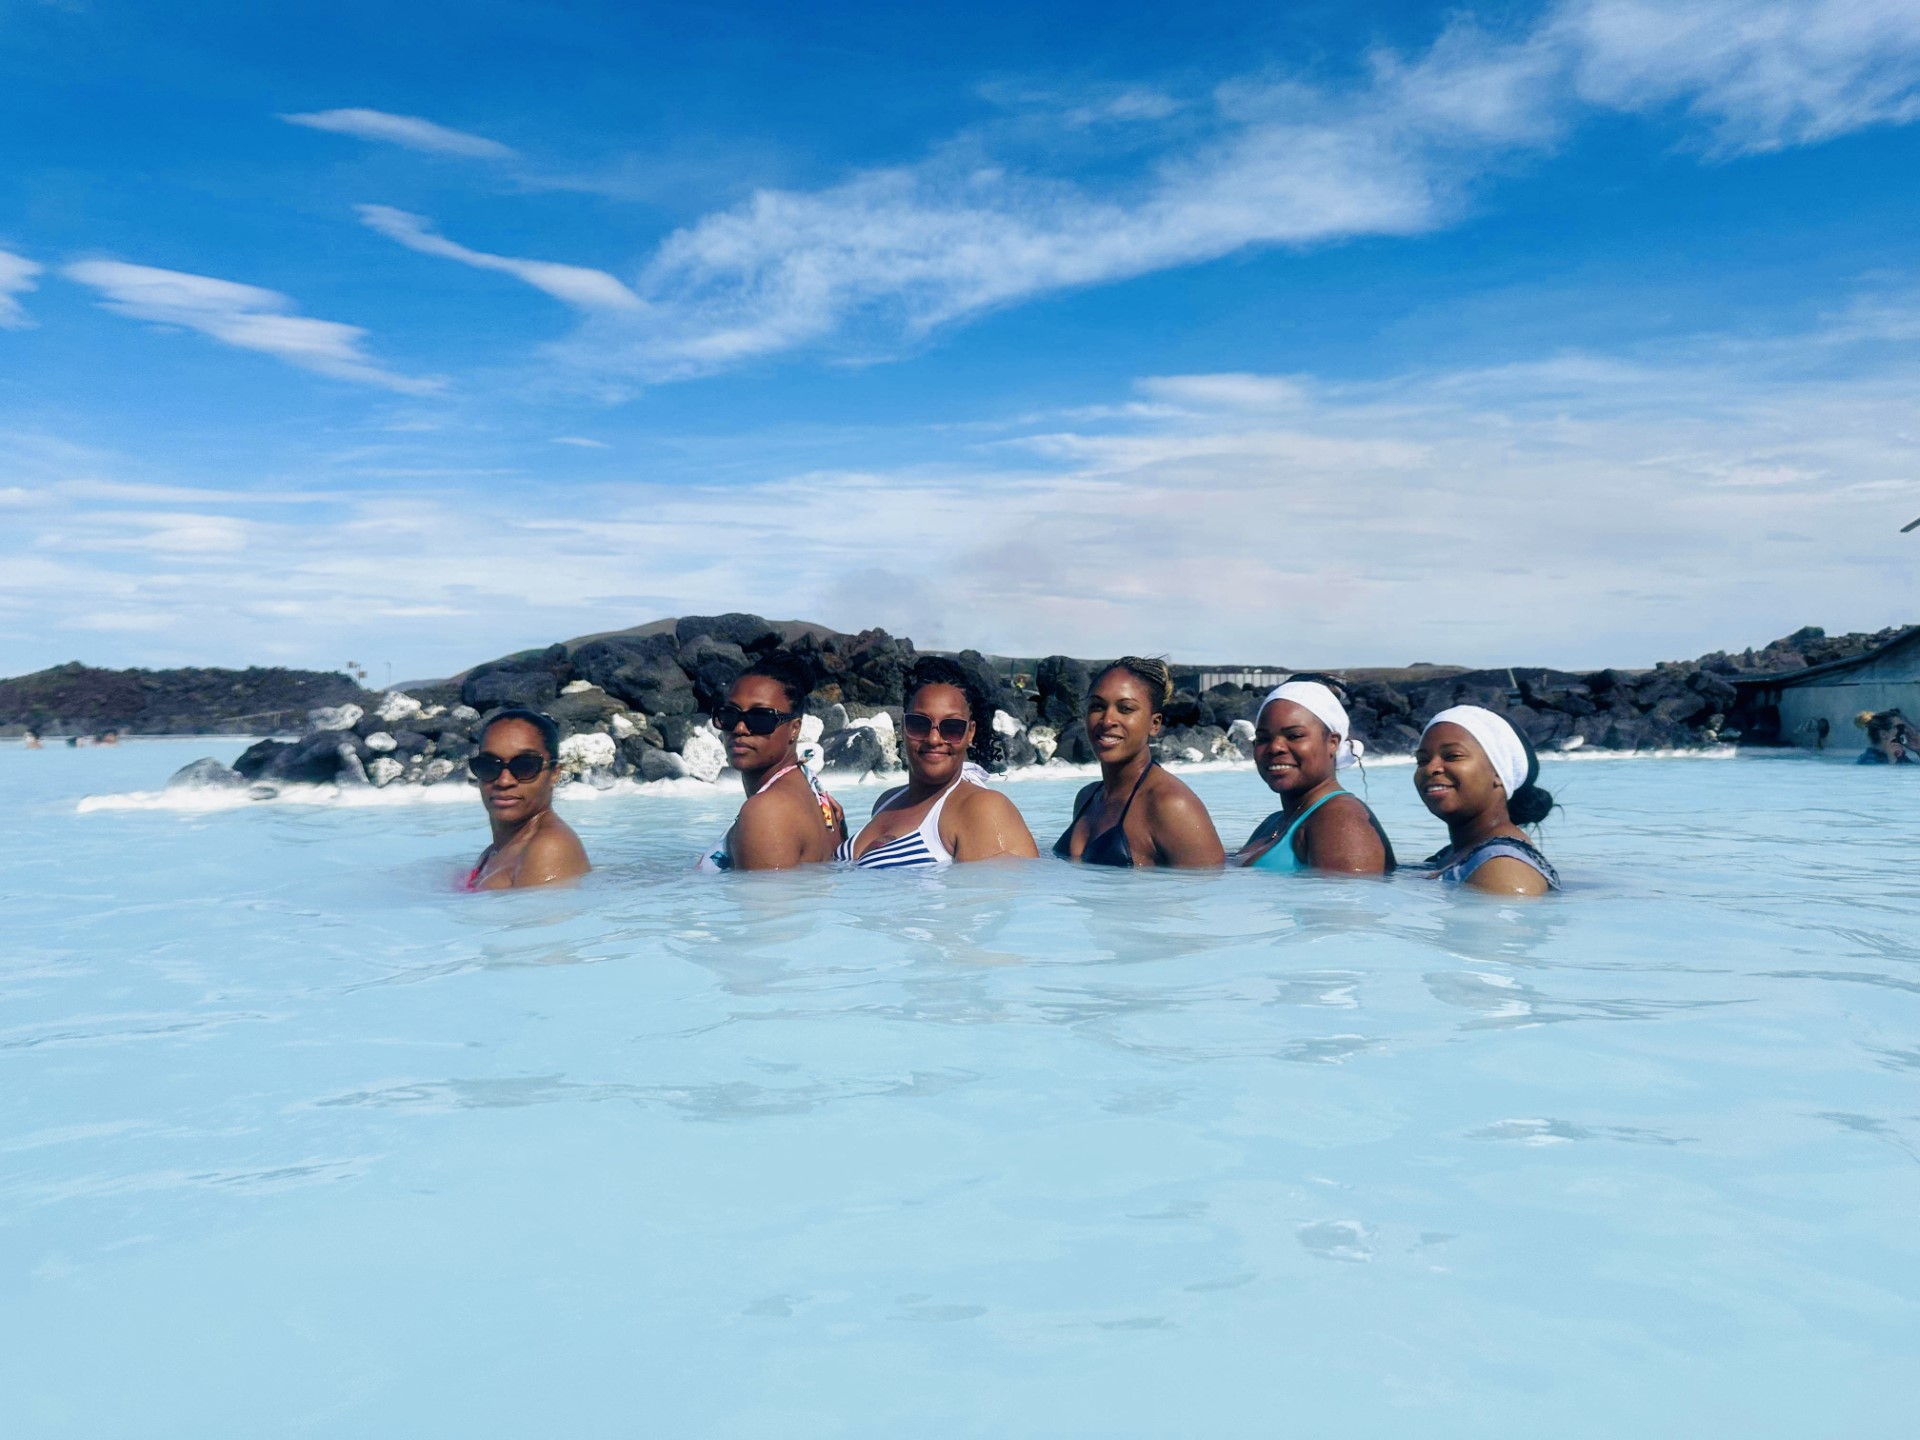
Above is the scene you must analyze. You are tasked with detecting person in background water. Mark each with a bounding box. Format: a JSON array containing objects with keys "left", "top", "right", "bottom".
[
  {"left": 1054, "top": 656, "right": 1225, "bottom": 868},
  {"left": 1855, "top": 709, "right": 1917, "bottom": 764},
  {"left": 699, "top": 651, "right": 848, "bottom": 872},
  {"left": 850, "top": 656, "right": 1038, "bottom": 869},
  {"left": 1414, "top": 705, "right": 1559, "bottom": 895},
  {"left": 22, "top": 727, "right": 41, "bottom": 749},
  {"left": 465, "top": 707, "right": 590, "bottom": 890},
  {"left": 1235, "top": 674, "right": 1394, "bottom": 875}
]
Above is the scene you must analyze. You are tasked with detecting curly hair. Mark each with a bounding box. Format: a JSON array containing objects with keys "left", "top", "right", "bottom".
[
  {"left": 738, "top": 649, "right": 814, "bottom": 710},
  {"left": 907, "top": 655, "right": 1004, "bottom": 770}
]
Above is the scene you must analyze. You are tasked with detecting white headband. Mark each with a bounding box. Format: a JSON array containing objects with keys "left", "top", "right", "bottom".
[
  {"left": 1260, "top": 679, "right": 1365, "bottom": 770},
  {"left": 1424, "top": 706, "right": 1530, "bottom": 795}
]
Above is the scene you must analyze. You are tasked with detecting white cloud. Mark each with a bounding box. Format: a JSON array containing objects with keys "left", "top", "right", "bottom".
[
  {"left": 356, "top": 205, "right": 644, "bottom": 314},
  {"left": 1563, "top": 0, "right": 1920, "bottom": 152},
  {"left": 280, "top": 108, "right": 516, "bottom": 160},
  {"left": 488, "top": 0, "right": 1920, "bottom": 381},
  {"left": 551, "top": 436, "right": 609, "bottom": 448},
  {"left": 0, "top": 249, "right": 42, "bottom": 328},
  {"left": 4, "top": 292, "right": 1917, "bottom": 676},
  {"left": 62, "top": 260, "right": 440, "bottom": 393}
]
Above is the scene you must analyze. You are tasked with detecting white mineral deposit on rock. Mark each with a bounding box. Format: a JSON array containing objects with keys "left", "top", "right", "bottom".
[
  {"left": 992, "top": 709, "right": 1021, "bottom": 736},
  {"left": 375, "top": 691, "right": 422, "bottom": 725},
  {"left": 680, "top": 727, "right": 728, "bottom": 783},
  {"left": 799, "top": 713, "right": 824, "bottom": 745},
  {"left": 368, "top": 756, "right": 404, "bottom": 787},
  {"left": 363, "top": 731, "right": 398, "bottom": 753},
  {"left": 309, "top": 703, "right": 364, "bottom": 733},
  {"left": 561, "top": 679, "right": 595, "bottom": 695},
  {"left": 609, "top": 712, "right": 638, "bottom": 740},
  {"left": 1029, "top": 725, "right": 1059, "bottom": 763},
  {"left": 559, "top": 732, "right": 617, "bottom": 776}
]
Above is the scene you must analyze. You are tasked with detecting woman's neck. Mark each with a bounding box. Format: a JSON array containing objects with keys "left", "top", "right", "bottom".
[
  {"left": 1099, "top": 746, "right": 1152, "bottom": 795},
  {"left": 488, "top": 806, "right": 545, "bottom": 849},
  {"left": 741, "top": 750, "right": 799, "bottom": 793},
  {"left": 1447, "top": 803, "right": 1514, "bottom": 852},
  {"left": 900, "top": 765, "right": 963, "bottom": 805},
  {"left": 1280, "top": 774, "right": 1340, "bottom": 819}
]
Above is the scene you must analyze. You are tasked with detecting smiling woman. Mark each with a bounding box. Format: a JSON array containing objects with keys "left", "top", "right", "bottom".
[
  {"left": 1413, "top": 704, "right": 1559, "bottom": 896},
  {"left": 849, "top": 656, "right": 1038, "bottom": 869},
  {"left": 1236, "top": 675, "right": 1394, "bottom": 876},
  {"left": 1053, "top": 656, "right": 1225, "bottom": 868}
]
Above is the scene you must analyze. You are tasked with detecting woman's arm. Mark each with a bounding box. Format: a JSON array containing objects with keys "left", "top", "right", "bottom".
[
  {"left": 729, "top": 792, "right": 810, "bottom": 871},
  {"left": 1303, "top": 799, "right": 1391, "bottom": 875},
  {"left": 948, "top": 788, "right": 1039, "bottom": 860},
  {"left": 514, "top": 824, "right": 592, "bottom": 887},
  {"left": 1464, "top": 855, "right": 1550, "bottom": 897},
  {"left": 1147, "top": 785, "right": 1226, "bottom": 868}
]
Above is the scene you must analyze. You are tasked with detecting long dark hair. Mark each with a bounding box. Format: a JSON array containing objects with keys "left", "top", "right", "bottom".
[{"left": 908, "top": 655, "right": 1003, "bottom": 770}]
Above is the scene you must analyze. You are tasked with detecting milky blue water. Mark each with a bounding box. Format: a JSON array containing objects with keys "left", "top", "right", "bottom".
[{"left": 5, "top": 740, "right": 1917, "bottom": 1437}]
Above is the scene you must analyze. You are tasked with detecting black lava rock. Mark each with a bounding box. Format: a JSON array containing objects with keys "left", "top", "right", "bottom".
[
  {"left": 232, "top": 738, "right": 290, "bottom": 779},
  {"left": 1056, "top": 719, "right": 1096, "bottom": 765},
  {"left": 1035, "top": 655, "right": 1090, "bottom": 728},
  {"left": 462, "top": 669, "right": 559, "bottom": 711},
  {"left": 674, "top": 613, "right": 782, "bottom": 656},
  {"left": 678, "top": 637, "right": 749, "bottom": 712},
  {"left": 822, "top": 726, "right": 886, "bottom": 777}
]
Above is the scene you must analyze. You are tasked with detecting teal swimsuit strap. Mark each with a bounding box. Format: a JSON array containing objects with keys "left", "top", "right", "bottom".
[{"left": 1254, "top": 787, "right": 1347, "bottom": 871}]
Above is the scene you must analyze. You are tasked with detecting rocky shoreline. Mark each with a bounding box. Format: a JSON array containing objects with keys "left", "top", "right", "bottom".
[{"left": 111, "top": 614, "right": 1903, "bottom": 796}]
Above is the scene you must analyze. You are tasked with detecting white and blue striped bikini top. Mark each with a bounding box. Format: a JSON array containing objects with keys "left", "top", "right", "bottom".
[{"left": 850, "top": 765, "right": 987, "bottom": 871}]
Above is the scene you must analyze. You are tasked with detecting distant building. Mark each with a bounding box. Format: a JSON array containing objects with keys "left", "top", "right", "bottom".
[
  {"left": 1195, "top": 669, "right": 1289, "bottom": 692},
  {"left": 1737, "top": 627, "right": 1920, "bottom": 749}
]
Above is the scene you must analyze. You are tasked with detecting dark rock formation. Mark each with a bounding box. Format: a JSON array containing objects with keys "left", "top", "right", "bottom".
[{"left": 0, "top": 662, "right": 369, "bottom": 735}]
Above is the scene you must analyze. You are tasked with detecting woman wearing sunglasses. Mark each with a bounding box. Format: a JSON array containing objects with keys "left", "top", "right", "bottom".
[
  {"left": 464, "top": 708, "right": 591, "bottom": 890},
  {"left": 698, "top": 651, "right": 850, "bottom": 872},
  {"left": 1054, "top": 656, "right": 1225, "bottom": 868},
  {"left": 849, "top": 657, "right": 1038, "bottom": 870}
]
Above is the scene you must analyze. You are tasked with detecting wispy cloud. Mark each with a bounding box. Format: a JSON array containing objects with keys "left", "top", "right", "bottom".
[
  {"left": 356, "top": 205, "right": 644, "bottom": 313},
  {"left": 5, "top": 291, "right": 1916, "bottom": 674},
  {"left": 462, "top": 0, "right": 1918, "bottom": 382},
  {"left": 1562, "top": 0, "right": 1920, "bottom": 153},
  {"left": 62, "top": 260, "right": 441, "bottom": 393},
  {"left": 280, "top": 107, "right": 516, "bottom": 160},
  {"left": 0, "top": 249, "right": 42, "bottom": 329},
  {"left": 550, "top": 436, "right": 609, "bottom": 449}
]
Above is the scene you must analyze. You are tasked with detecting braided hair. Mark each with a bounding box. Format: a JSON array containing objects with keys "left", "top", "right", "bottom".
[
  {"left": 1098, "top": 655, "right": 1174, "bottom": 714},
  {"left": 907, "top": 655, "right": 1004, "bottom": 770}
]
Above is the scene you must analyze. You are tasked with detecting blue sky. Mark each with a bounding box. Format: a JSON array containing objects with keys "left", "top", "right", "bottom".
[{"left": 3, "top": 0, "right": 1919, "bottom": 679}]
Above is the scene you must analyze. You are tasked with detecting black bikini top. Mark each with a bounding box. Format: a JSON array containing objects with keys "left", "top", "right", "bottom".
[{"left": 1054, "top": 761, "right": 1154, "bottom": 867}]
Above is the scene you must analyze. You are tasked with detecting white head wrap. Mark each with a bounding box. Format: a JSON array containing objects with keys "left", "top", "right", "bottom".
[
  {"left": 1259, "top": 679, "right": 1364, "bottom": 770},
  {"left": 1423, "top": 706, "right": 1531, "bottom": 795}
]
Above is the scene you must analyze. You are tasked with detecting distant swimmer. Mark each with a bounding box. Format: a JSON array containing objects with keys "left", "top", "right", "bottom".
[
  {"left": 850, "top": 657, "right": 1038, "bottom": 869},
  {"left": 1054, "top": 656, "right": 1225, "bottom": 868},
  {"left": 698, "top": 651, "right": 848, "bottom": 872},
  {"left": 1855, "top": 709, "right": 1917, "bottom": 765},
  {"left": 22, "top": 727, "right": 41, "bottom": 749},
  {"left": 464, "top": 707, "right": 591, "bottom": 890},
  {"left": 1235, "top": 675, "right": 1395, "bottom": 875},
  {"left": 1414, "top": 706, "right": 1559, "bottom": 896}
]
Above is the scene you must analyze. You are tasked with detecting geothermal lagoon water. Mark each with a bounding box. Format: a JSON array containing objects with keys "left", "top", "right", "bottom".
[{"left": 5, "top": 741, "right": 1917, "bottom": 1436}]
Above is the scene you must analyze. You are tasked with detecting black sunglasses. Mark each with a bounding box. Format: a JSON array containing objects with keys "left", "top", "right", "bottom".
[
  {"left": 711, "top": 704, "right": 798, "bottom": 736},
  {"left": 903, "top": 712, "right": 971, "bottom": 742},
  {"left": 468, "top": 751, "right": 554, "bottom": 783}
]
